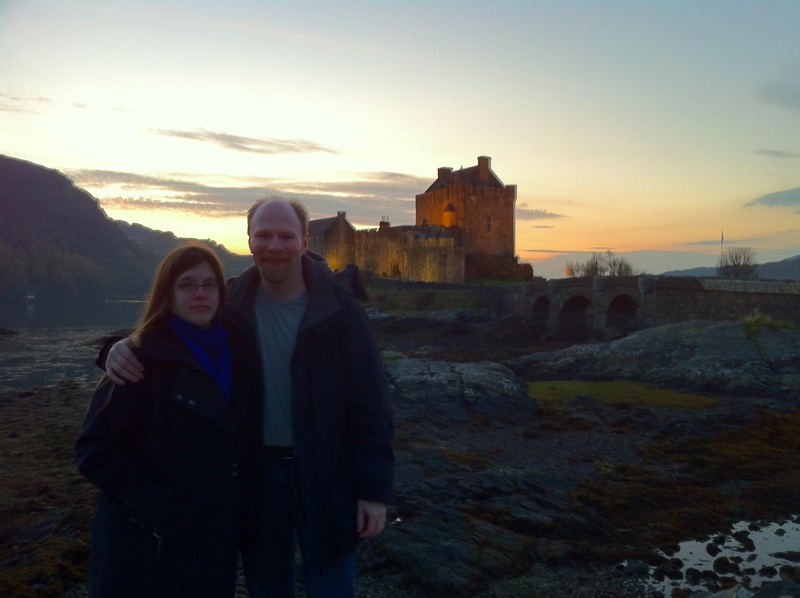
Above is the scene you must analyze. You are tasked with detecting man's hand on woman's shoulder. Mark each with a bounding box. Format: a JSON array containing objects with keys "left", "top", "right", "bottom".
[{"left": 106, "top": 336, "right": 144, "bottom": 385}]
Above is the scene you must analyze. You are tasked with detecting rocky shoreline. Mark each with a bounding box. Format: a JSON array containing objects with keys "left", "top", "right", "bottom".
[{"left": 2, "top": 316, "right": 800, "bottom": 597}]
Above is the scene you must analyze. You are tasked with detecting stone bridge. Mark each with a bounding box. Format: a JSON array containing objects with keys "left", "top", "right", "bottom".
[{"left": 487, "top": 276, "right": 800, "bottom": 341}]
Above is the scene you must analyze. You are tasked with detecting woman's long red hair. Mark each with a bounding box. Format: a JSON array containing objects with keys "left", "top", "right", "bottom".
[{"left": 133, "top": 242, "right": 227, "bottom": 338}]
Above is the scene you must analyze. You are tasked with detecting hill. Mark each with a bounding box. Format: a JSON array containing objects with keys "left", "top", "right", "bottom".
[
  {"left": 114, "top": 221, "right": 251, "bottom": 279},
  {"left": 0, "top": 155, "right": 250, "bottom": 300},
  {"left": 757, "top": 255, "right": 800, "bottom": 280},
  {"left": 661, "top": 255, "right": 800, "bottom": 279}
]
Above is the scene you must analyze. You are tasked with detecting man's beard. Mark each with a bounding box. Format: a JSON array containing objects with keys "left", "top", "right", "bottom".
[{"left": 257, "top": 260, "right": 290, "bottom": 284}]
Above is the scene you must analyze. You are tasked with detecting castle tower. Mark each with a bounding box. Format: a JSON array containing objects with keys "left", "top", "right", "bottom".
[
  {"left": 415, "top": 156, "right": 516, "bottom": 257},
  {"left": 442, "top": 203, "right": 456, "bottom": 227}
]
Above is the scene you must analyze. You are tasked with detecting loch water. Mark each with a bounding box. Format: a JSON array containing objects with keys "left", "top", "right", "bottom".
[{"left": 0, "top": 299, "right": 144, "bottom": 391}]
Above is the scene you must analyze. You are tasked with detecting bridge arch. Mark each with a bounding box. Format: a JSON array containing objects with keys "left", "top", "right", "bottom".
[
  {"left": 480, "top": 276, "right": 800, "bottom": 338},
  {"left": 606, "top": 293, "right": 639, "bottom": 334},
  {"left": 531, "top": 295, "right": 550, "bottom": 334},
  {"left": 558, "top": 295, "right": 591, "bottom": 341}
]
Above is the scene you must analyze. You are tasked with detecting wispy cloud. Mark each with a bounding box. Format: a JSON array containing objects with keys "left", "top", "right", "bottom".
[
  {"left": 0, "top": 94, "right": 53, "bottom": 114},
  {"left": 286, "top": 171, "right": 428, "bottom": 200},
  {"left": 754, "top": 149, "right": 800, "bottom": 159},
  {"left": 516, "top": 204, "right": 565, "bottom": 220},
  {"left": 98, "top": 196, "right": 243, "bottom": 218},
  {"left": 66, "top": 169, "right": 279, "bottom": 217},
  {"left": 746, "top": 187, "right": 800, "bottom": 209},
  {"left": 688, "top": 230, "right": 799, "bottom": 248},
  {"left": 151, "top": 128, "right": 338, "bottom": 155},
  {"left": 0, "top": 94, "right": 147, "bottom": 119},
  {"left": 67, "top": 169, "right": 221, "bottom": 189},
  {"left": 756, "top": 63, "right": 800, "bottom": 114},
  {"left": 64, "top": 168, "right": 420, "bottom": 224},
  {"left": 522, "top": 248, "right": 575, "bottom": 254},
  {"left": 688, "top": 236, "right": 755, "bottom": 247}
]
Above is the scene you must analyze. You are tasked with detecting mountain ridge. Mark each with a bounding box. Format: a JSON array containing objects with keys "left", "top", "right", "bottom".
[
  {"left": 0, "top": 155, "right": 250, "bottom": 300},
  {"left": 661, "top": 254, "right": 800, "bottom": 279}
]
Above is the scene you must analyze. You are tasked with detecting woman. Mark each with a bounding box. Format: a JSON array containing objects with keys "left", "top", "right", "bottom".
[{"left": 76, "top": 242, "right": 261, "bottom": 597}]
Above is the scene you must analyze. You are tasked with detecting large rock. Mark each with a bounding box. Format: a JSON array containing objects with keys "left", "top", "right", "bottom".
[
  {"left": 359, "top": 324, "right": 800, "bottom": 596},
  {"left": 375, "top": 357, "right": 550, "bottom": 592},
  {"left": 507, "top": 320, "right": 800, "bottom": 397},
  {"left": 384, "top": 356, "right": 536, "bottom": 427}
]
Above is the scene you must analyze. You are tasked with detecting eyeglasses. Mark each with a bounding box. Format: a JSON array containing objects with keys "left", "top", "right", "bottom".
[{"left": 175, "top": 280, "right": 220, "bottom": 293}]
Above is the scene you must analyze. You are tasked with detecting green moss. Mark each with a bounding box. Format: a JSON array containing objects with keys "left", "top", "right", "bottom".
[
  {"left": 439, "top": 449, "right": 489, "bottom": 471},
  {"left": 0, "top": 536, "right": 88, "bottom": 598},
  {"left": 381, "top": 352, "right": 407, "bottom": 363},
  {"left": 643, "top": 409, "right": 800, "bottom": 485},
  {"left": 571, "top": 408, "right": 800, "bottom": 558},
  {"left": 466, "top": 411, "right": 493, "bottom": 427},
  {"left": 740, "top": 311, "right": 793, "bottom": 340},
  {"left": 471, "top": 278, "right": 524, "bottom": 287},
  {"left": 526, "top": 380, "right": 720, "bottom": 409},
  {"left": 365, "top": 285, "right": 492, "bottom": 314}
]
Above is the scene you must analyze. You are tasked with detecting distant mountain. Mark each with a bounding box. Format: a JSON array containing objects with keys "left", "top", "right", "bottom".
[
  {"left": 114, "top": 221, "right": 252, "bottom": 279},
  {"left": 0, "top": 155, "right": 250, "bottom": 300},
  {"left": 662, "top": 255, "right": 800, "bottom": 280},
  {"left": 756, "top": 255, "right": 800, "bottom": 280},
  {"left": 660, "top": 266, "right": 716, "bottom": 277}
]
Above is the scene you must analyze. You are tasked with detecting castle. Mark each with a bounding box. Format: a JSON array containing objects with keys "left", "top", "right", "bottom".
[{"left": 308, "top": 156, "right": 517, "bottom": 283}]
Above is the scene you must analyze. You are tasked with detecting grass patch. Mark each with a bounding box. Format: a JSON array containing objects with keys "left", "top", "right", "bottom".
[
  {"left": 526, "top": 380, "right": 720, "bottom": 409},
  {"left": 573, "top": 408, "right": 800, "bottom": 555},
  {"left": 365, "top": 286, "right": 492, "bottom": 314},
  {"left": 740, "top": 311, "right": 793, "bottom": 340},
  {"left": 471, "top": 278, "right": 525, "bottom": 287},
  {"left": 381, "top": 352, "right": 407, "bottom": 363}
]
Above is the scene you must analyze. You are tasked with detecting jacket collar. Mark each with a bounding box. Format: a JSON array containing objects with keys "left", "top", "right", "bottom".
[{"left": 226, "top": 254, "right": 367, "bottom": 332}]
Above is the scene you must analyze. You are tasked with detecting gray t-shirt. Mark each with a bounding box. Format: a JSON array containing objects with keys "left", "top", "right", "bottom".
[{"left": 254, "top": 287, "right": 308, "bottom": 447}]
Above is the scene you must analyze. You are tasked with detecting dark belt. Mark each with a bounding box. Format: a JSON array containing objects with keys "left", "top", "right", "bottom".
[{"left": 261, "top": 446, "right": 295, "bottom": 459}]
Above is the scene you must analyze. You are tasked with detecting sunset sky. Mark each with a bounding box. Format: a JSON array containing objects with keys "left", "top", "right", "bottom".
[{"left": 2, "top": 1, "right": 798, "bottom": 279}]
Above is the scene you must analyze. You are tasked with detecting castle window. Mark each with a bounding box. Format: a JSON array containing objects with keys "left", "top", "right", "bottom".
[{"left": 486, "top": 217, "right": 492, "bottom": 232}]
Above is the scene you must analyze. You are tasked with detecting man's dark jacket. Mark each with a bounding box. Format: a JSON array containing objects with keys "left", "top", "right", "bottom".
[{"left": 226, "top": 255, "right": 395, "bottom": 571}]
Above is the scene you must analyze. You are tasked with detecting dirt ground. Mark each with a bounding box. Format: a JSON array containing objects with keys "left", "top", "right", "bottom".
[{"left": 2, "top": 318, "right": 799, "bottom": 597}]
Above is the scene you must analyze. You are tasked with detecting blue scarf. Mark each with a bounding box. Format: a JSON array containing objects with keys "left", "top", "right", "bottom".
[{"left": 168, "top": 314, "right": 233, "bottom": 401}]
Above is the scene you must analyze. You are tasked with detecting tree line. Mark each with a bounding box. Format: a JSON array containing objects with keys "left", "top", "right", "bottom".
[{"left": 563, "top": 248, "right": 759, "bottom": 280}]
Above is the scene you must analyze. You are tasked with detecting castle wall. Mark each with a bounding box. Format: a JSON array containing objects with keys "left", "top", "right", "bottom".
[
  {"left": 308, "top": 215, "right": 355, "bottom": 271},
  {"left": 406, "top": 243, "right": 465, "bottom": 283},
  {"left": 640, "top": 277, "right": 800, "bottom": 328},
  {"left": 415, "top": 183, "right": 516, "bottom": 257},
  {"left": 354, "top": 227, "right": 465, "bottom": 283}
]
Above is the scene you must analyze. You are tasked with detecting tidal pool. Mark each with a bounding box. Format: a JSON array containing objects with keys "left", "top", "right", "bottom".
[{"left": 645, "top": 517, "right": 800, "bottom": 594}]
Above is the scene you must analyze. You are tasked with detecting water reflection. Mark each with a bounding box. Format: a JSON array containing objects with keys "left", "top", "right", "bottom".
[
  {"left": 0, "top": 299, "right": 144, "bottom": 330},
  {"left": 0, "top": 300, "right": 144, "bottom": 391},
  {"left": 646, "top": 517, "right": 800, "bottom": 594}
]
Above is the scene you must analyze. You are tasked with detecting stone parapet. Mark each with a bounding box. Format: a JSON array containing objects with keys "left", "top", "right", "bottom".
[{"left": 699, "top": 279, "right": 800, "bottom": 293}]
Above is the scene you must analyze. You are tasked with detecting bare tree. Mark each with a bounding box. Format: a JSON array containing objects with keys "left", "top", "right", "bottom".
[
  {"left": 564, "top": 250, "right": 637, "bottom": 278},
  {"left": 607, "top": 253, "right": 636, "bottom": 276},
  {"left": 563, "top": 261, "right": 579, "bottom": 277},
  {"left": 717, "top": 246, "right": 758, "bottom": 280},
  {"left": 582, "top": 253, "right": 606, "bottom": 277}
]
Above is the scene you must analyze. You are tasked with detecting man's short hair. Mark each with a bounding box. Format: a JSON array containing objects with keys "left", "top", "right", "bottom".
[{"left": 247, "top": 199, "right": 309, "bottom": 236}]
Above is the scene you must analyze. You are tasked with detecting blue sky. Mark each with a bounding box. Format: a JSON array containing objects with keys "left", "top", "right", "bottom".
[{"left": 2, "top": 0, "right": 798, "bottom": 278}]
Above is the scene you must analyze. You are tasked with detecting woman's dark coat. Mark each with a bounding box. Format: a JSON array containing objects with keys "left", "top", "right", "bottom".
[
  {"left": 76, "top": 317, "right": 261, "bottom": 597},
  {"left": 227, "top": 256, "right": 394, "bottom": 573}
]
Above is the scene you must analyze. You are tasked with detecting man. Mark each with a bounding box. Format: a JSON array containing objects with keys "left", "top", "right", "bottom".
[{"left": 104, "top": 199, "right": 394, "bottom": 598}]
